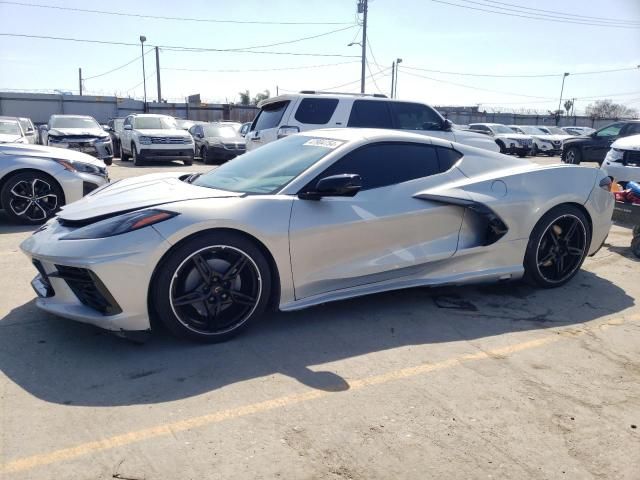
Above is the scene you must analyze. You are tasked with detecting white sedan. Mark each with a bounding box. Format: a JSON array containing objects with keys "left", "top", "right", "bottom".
[{"left": 0, "top": 144, "right": 108, "bottom": 224}]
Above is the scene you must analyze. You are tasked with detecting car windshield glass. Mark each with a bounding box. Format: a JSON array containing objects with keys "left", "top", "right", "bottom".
[
  {"left": 492, "top": 125, "right": 514, "bottom": 134},
  {"left": 204, "top": 126, "right": 237, "bottom": 138},
  {"left": 51, "top": 117, "right": 99, "bottom": 129},
  {"left": 193, "top": 135, "right": 344, "bottom": 194},
  {"left": 519, "top": 126, "right": 546, "bottom": 134},
  {"left": 135, "top": 116, "right": 176, "bottom": 129},
  {"left": 18, "top": 119, "right": 31, "bottom": 132},
  {"left": 546, "top": 127, "right": 566, "bottom": 134},
  {"left": 113, "top": 119, "right": 124, "bottom": 130},
  {"left": 0, "top": 121, "right": 21, "bottom": 135}
]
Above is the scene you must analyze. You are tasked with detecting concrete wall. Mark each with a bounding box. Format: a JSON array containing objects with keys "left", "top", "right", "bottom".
[{"left": 0, "top": 92, "right": 259, "bottom": 125}]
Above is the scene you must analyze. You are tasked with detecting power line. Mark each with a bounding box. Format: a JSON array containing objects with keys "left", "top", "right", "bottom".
[
  {"left": 322, "top": 66, "right": 392, "bottom": 91},
  {"left": 83, "top": 49, "right": 153, "bottom": 81},
  {"left": 0, "top": 33, "right": 361, "bottom": 58},
  {"left": 162, "top": 60, "right": 360, "bottom": 73},
  {"left": 0, "top": 1, "right": 353, "bottom": 25},
  {"left": 429, "top": 0, "right": 640, "bottom": 29},
  {"left": 470, "top": 0, "right": 640, "bottom": 25},
  {"left": 402, "top": 64, "right": 640, "bottom": 78}
]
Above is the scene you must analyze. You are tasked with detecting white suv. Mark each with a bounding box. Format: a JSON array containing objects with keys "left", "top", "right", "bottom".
[
  {"left": 120, "top": 114, "right": 194, "bottom": 166},
  {"left": 245, "top": 92, "right": 499, "bottom": 153},
  {"left": 603, "top": 134, "right": 640, "bottom": 183}
]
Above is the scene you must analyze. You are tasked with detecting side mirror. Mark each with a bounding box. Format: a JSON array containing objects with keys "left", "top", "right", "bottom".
[
  {"left": 103, "top": 125, "right": 112, "bottom": 132},
  {"left": 196, "top": 132, "right": 204, "bottom": 139},
  {"left": 442, "top": 119, "right": 453, "bottom": 131},
  {"left": 300, "top": 174, "right": 362, "bottom": 200},
  {"left": 124, "top": 124, "right": 133, "bottom": 130}
]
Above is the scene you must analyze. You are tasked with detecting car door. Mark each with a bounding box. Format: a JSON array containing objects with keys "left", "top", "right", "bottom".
[
  {"left": 245, "top": 100, "right": 291, "bottom": 151},
  {"left": 388, "top": 101, "right": 453, "bottom": 142},
  {"left": 120, "top": 116, "right": 133, "bottom": 153},
  {"left": 288, "top": 142, "right": 466, "bottom": 300},
  {"left": 584, "top": 123, "right": 624, "bottom": 162},
  {"left": 189, "top": 125, "right": 202, "bottom": 151}
]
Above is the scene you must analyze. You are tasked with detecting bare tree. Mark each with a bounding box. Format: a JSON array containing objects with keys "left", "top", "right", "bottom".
[
  {"left": 585, "top": 99, "right": 638, "bottom": 119},
  {"left": 238, "top": 90, "right": 251, "bottom": 106}
]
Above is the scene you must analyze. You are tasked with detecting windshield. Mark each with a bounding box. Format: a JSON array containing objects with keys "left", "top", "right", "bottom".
[
  {"left": 134, "top": 116, "right": 177, "bottom": 129},
  {"left": 51, "top": 117, "right": 99, "bottom": 129},
  {"left": 113, "top": 118, "right": 124, "bottom": 130},
  {"left": 18, "top": 119, "right": 32, "bottom": 132},
  {"left": 518, "top": 126, "right": 546, "bottom": 134},
  {"left": 175, "top": 119, "right": 193, "bottom": 129},
  {"left": 0, "top": 120, "right": 22, "bottom": 135},
  {"left": 546, "top": 127, "right": 566, "bottom": 134},
  {"left": 204, "top": 125, "right": 237, "bottom": 138},
  {"left": 492, "top": 125, "right": 515, "bottom": 134},
  {"left": 193, "top": 135, "right": 345, "bottom": 194}
]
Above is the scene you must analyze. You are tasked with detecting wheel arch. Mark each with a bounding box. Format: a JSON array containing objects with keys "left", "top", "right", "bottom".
[
  {"left": 147, "top": 227, "right": 282, "bottom": 327},
  {"left": 534, "top": 201, "right": 593, "bottom": 239},
  {"left": 0, "top": 168, "right": 66, "bottom": 208}
]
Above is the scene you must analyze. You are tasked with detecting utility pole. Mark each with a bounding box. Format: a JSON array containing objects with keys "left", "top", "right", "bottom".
[
  {"left": 140, "top": 35, "right": 147, "bottom": 111},
  {"left": 390, "top": 61, "right": 395, "bottom": 98},
  {"left": 556, "top": 72, "right": 569, "bottom": 125},
  {"left": 394, "top": 58, "right": 402, "bottom": 98},
  {"left": 155, "top": 46, "right": 161, "bottom": 103},
  {"left": 78, "top": 67, "right": 82, "bottom": 96},
  {"left": 358, "top": 0, "right": 368, "bottom": 94}
]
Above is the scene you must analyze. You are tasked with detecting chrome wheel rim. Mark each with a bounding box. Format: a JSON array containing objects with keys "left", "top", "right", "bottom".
[
  {"left": 169, "top": 245, "right": 262, "bottom": 335},
  {"left": 9, "top": 178, "right": 58, "bottom": 221},
  {"left": 535, "top": 214, "right": 587, "bottom": 283}
]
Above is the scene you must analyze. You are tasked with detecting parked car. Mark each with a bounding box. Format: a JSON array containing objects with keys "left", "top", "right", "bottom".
[
  {"left": 562, "top": 120, "right": 640, "bottom": 165},
  {"left": 37, "top": 124, "right": 48, "bottom": 145},
  {"left": 20, "top": 128, "right": 613, "bottom": 342},
  {"left": 602, "top": 134, "right": 640, "bottom": 183},
  {"left": 189, "top": 122, "right": 246, "bottom": 164},
  {"left": 535, "top": 126, "right": 574, "bottom": 140},
  {"left": 106, "top": 117, "right": 124, "bottom": 157},
  {"left": 239, "top": 122, "right": 252, "bottom": 137},
  {"left": 0, "top": 144, "right": 108, "bottom": 224},
  {"left": 561, "top": 126, "right": 595, "bottom": 136},
  {"left": 175, "top": 119, "right": 198, "bottom": 131},
  {"left": 468, "top": 123, "right": 533, "bottom": 156},
  {"left": 0, "top": 117, "right": 28, "bottom": 144},
  {"left": 245, "top": 92, "right": 500, "bottom": 153},
  {"left": 218, "top": 121, "right": 242, "bottom": 133},
  {"left": 42, "top": 114, "right": 114, "bottom": 165},
  {"left": 17, "top": 117, "right": 38, "bottom": 144},
  {"left": 119, "top": 114, "right": 194, "bottom": 166},
  {"left": 507, "top": 125, "right": 564, "bottom": 156}
]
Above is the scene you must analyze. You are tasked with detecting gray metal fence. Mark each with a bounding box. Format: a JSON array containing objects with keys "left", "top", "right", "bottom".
[{"left": 0, "top": 92, "right": 259, "bottom": 125}]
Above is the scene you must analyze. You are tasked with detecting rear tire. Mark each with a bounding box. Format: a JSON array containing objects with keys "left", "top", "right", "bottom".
[
  {"left": 152, "top": 232, "right": 272, "bottom": 343},
  {"left": 496, "top": 140, "right": 506, "bottom": 154},
  {"left": 523, "top": 205, "right": 590, "bottom": 288},
  {"left": 531, "top": 144, "right": 538, "bottom": 156},
  {"left": 0, "top": 171, "right": 64, "bottom": 224},
  {"left": 563, "top": 147, "right": 581, "bottom": 164}
]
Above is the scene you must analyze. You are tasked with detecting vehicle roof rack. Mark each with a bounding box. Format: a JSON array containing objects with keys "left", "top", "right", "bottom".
[{"left": 298, "top": 90, "right": 388, "bottom": 98}]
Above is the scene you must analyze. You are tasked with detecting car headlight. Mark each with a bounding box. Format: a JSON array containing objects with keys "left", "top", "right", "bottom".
[
  {"left": 605, "top": 148, "right": 624, "bottom": 163},
  {"left": 184, "top": 136, "right": 194, "bottom": 144},
  {"left": 55, "top": 159, "right": 105, "bottom": 176},
  {"left": 95, "top": 136, "right": 111, "bottom": 143},
  {"left": 507, "top": 137, "right": 522, "bottom": 146},
  {"left": 61, "top": 209, "right": 179, "bottom": 240},
  {"left": 139, "top": 136, "right": 152, "bottom": 145}
]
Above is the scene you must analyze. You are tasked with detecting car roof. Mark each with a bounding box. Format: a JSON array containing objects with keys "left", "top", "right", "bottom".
[
  {"left": 258, "top": 92, "right": 432, "bottom": 109},
  {"left": 50, "top": 114, "right": 93, "bottom": 118},
  {"left": 296, "top": 127, "right": 453, "bottom": 147}
]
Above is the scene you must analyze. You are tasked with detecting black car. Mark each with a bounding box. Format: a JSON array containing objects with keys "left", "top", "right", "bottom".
[
  {"left": 562, "top": 120, "right": 640, "bottom": 165},
  {"left": 106, "top": 117, "right": 124, "bottom": 157},
  {"left": 189, "top": 122, "right": 246, "bottom": 164}
]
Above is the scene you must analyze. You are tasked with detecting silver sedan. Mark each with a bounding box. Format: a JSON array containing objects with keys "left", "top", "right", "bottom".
[{"left": 20, "top": 129, "right": 613, "bottom": 342}]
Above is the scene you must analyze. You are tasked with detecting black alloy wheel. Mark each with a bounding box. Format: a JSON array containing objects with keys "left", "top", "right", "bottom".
[
  {"left": 524, "top": 205, "right": 590, "bottom": 287},
  {"left": 153, "top": 233, "right": 272, "bottom": 342},
  {"left": 0, "top": 172, "right": 64, "bottom": 224}
]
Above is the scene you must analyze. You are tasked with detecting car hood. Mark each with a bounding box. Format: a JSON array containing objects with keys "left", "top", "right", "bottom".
[
  {"left": 0, "top": 133, "right": 23, "bottom": 143},
  {"left": 57, "top": 172, "right": 243, "bottom": 222},
  {"left": 206, "top": 135, "right": 245, "bottom": 143},
  {"left": 0, "top": 143, "right": 106, "bottom": 167},
  {"left": 49, "top": 127, "right": 108, "bottom": 138},
  {"left": 611, "top": 134, "right": 640, "bottom": 150},
  {"left": 495, "top": 133, "right": 532, "bottom": 139},
  {"left": 135, "top": 129, "right": 190, "bottom": 137}
]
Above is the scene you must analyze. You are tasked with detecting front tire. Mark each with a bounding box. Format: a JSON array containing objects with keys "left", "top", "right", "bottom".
[
  {"left": 132, "top": 144, "right": 142, "bottom": 166},
  {"left": 120, "top": 143, "right": 130, "bottom": 161},
  {"left": 0, "top": 171, "right": 64, "bottom": 224},
  {"left": 523, "top": 205, "right": 590, "bottom": 288},
  {"left": 563, "top": 147, "right": 581, "bottom": 164},
  {"left": 152, "top": 232, "right": 272, "bottom": 342},
  {"left": 496, "top": 140, "right": 506, "bottom": 154}
]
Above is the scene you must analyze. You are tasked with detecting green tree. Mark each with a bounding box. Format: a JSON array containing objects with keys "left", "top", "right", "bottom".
[
  {"left": 252, "top": 89, "right": 270, "bottom": 104},
  {"left": 563, "top": 99, "right": 574, "bottom": 116},
  {"left": 238, "top": 90, "right": 251, "bottom": 106}
]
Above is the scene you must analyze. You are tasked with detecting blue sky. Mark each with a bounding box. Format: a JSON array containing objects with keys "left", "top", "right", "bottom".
[{"left": 1, "top": 0, "right": 639, "bottom": 114}]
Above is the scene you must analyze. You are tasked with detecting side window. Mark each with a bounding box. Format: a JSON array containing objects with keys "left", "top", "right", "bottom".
[
  {"left": 347, "top": 100, "right": 393, "bottom": 128},
  {"left": 294, "top": 98, "right": 339, "bottom": 125},
  {"left": 390, "top": 102, "right": 443, "bottom": 130},
  {"left": 123, "top": 116, "right": 132, "bottom": 128},
  {"left": 623, "top": 123, "right": 640, "bottom": 136},
  {"left": 436, "top": 147, "right": 463, "bottom": 171},
  {"left": 253, "top": 101, "right": 290, "bottom": 131},
  {"left": 595, "top": 123, "right": 623, "bottom": 137},
  {"left": 317, "top": 143, "right": 440, "bottom": 191}
]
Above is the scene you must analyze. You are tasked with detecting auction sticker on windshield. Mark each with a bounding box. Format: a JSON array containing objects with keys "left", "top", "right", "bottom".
[{"left": 302, "top": 138, "right": 344, "bottom": 149}]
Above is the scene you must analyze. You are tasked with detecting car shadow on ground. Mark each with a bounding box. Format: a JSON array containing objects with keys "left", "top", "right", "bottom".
[
  {"left": 111, "top": 159, "right": 194, "bottom": 168},
  {"left": 0, "top": 270, "right": 634, "bottom": 407},
  {"left": 0, "top": 211, "right": 39, "bottom": 233}
]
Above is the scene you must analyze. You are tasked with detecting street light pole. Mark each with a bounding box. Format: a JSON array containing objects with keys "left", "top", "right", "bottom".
[
  {"left": 358, "top": 0, "right": 368, "bottom": 94},
  {"left": 394, "top": 58, "right": 402, "bottom": 98},
  {"left": 556, "top": 72, "right": 569, "bottom": 125},
  {"left": 390, "top": 61, "right": 395, "bottom": 98},
  {"left": 140, "top": 35, "right": 147, "bottom": 111}
]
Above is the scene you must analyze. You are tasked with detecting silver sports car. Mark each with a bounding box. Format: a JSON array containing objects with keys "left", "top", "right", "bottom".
[{"left": 20, "top": 129, "right": 614, "bottom": 342}]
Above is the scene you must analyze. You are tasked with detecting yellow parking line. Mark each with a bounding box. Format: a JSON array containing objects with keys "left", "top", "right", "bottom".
[{"left": 1, "top": 315, "right": 634, "bottom": 475}]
